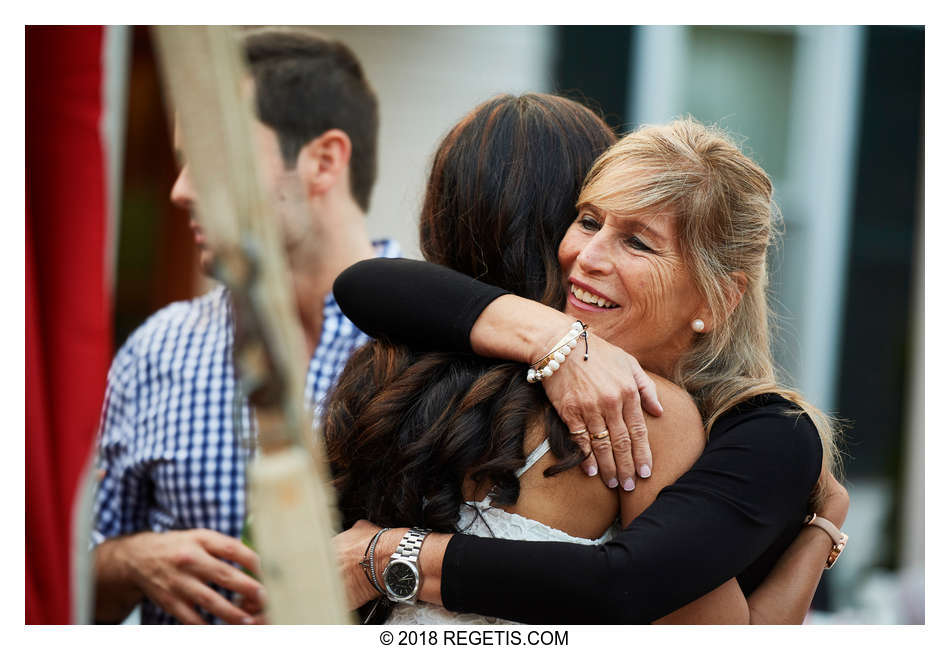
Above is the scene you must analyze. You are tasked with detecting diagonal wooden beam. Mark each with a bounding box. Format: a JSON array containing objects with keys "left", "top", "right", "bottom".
[{"left": 152, "top": 25, "right": 350, "bottom": 624}]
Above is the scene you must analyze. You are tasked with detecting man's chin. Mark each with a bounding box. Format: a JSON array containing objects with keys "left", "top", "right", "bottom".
[{"left": 199, "top": 250, "right": 216, "bottom": 276}]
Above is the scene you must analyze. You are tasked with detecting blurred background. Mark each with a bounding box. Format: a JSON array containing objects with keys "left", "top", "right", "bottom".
[{"left": 27, "top": 25, "right": 924, "bottom": 623}]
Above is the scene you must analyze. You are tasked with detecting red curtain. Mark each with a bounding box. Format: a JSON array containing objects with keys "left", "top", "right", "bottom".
[{"left": 26, "top": 26, "right": 112, "bottom": 624}]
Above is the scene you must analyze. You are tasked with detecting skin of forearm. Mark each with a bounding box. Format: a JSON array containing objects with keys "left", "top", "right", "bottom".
[
  {"left": 745, "top": 489, "right": 848, "bottom": 624},
  {"left": 746, "top": 527, "right": 835, "bottom": 624},
  {"left": 94, "top": 536, "right": 145, "bottom": 623},
  {"left": 418, "top": 534, "right": 450, "bottom": 606},
  {"left": 470, "top": 295, "right": 576, "bottom": 364}
]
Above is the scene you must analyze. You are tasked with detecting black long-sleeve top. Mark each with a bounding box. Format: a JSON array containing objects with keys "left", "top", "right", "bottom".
[{"left": 334, "top": 258, "right": 823, "bottom": 624}]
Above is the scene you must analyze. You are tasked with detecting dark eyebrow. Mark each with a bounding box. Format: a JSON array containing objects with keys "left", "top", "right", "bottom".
[{"left": 578, "top": 203, "right": 669, "bottom": 246}]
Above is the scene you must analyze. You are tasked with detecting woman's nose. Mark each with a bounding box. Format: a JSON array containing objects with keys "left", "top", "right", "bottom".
[{"left": 576, "top": 232, "right": 613, "bottom": 275}]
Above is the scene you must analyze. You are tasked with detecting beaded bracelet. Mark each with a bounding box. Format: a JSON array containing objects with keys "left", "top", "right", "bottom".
[{"left": 526, "top": 320, "right": 588, "bottom": 383}]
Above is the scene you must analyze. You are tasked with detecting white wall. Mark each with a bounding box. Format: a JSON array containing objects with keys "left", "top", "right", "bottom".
[{"left": 316, "top": 26, "right": 556, "bottom": 260}]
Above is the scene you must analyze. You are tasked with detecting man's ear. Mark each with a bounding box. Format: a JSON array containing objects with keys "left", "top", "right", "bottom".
[{"left": 296, "top": 129, "right": 352, "bottom": 198}]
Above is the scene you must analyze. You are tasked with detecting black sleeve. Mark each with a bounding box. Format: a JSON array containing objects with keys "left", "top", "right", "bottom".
[
  {"left": 333, "top": 258, "right": 509, "bottom": 353},
  {"left": 441, "top": 406, "right": 823, "bottom": 624}
]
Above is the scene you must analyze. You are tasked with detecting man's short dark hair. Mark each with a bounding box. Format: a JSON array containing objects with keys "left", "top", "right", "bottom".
[{"left": 241, "top": 27, "right": 379, "bottom": 212}]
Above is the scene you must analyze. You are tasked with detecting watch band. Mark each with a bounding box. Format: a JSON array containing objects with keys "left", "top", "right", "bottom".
[
  {"left": 391, "top": 527, "right": 430, "bottom": 563},
  {"left": 804, "top": 513, "right": 848, "bottom": 569},
  {"left": 383, "top": 527, "right": 431, "bottom": 602}
]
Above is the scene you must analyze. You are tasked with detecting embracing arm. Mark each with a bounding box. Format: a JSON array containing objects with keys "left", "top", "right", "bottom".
[
  {"left": 334, "top": 258, "right": 509, "bottom": 353},
  {"left": 434, "top": 412, "right": 820, "bottom": 623},
  {"left": 745, "top": 469, "right": 849, "bottom": 624},
  {"left": 333, "top": 260, "right": 833, "bottom": 623},
  {"left": 655, "top": 468, "right": 849, "bottom": 624},
  {"left": 338, "top": 403, "right": 826, "bottom": 624},
  {"left": 334, "top": 259, "right": 661, "bottom": 486},
  {"left": 342, "top": 477, "right": 844, "bottom": 626}
]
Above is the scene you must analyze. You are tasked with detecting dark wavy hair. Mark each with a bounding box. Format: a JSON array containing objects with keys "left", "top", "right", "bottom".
[{"left": 324, "top": 94, "right": 617, "bottom": 536}]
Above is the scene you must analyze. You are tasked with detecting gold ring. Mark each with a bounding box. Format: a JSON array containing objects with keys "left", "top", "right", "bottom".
[
  {"left": 569, "top": 428, "right": 588, "bottom": 436},
  {"left": 590, "top": 429, "right": 610, "bottom": 440}
]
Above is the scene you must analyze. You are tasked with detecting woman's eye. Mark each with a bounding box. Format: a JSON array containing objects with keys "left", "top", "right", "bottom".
[
  {"left": 579, "top": 215, "right": 600, "bottom": 231},
  {"left": 626, "top": 236, "right": 653, "bottom": 252}
]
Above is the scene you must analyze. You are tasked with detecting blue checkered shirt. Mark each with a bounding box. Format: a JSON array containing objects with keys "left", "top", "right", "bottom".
[{"left": 92, "top": 239, "right": 400, "bottom": 624}]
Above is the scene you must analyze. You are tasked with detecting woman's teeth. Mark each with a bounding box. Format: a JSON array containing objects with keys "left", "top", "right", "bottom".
[{"left": 571, "top": 284, "right": 617, "bottom": 308}]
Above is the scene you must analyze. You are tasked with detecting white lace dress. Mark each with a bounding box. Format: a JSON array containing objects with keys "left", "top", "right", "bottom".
[{"left": 385, "top": 439, "right": 618, "bottom": 625}]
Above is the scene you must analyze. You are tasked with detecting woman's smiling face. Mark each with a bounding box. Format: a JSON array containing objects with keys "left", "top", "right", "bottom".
[{"left": 558, "top": 202, "right": 707, "bottom": 377}]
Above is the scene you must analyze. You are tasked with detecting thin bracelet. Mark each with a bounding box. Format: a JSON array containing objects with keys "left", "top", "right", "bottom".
[
  {"left": 529, "top": 320, "right": 586, "bottom": 367},
  {"left": 369, "top": 527, "right": 391, "bottom": 594},
  {"left": 359, "top": 527, "right": 391, "bottom": 595}
]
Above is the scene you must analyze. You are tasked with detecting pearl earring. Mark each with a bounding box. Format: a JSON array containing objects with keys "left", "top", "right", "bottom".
[{"left": 691, "top": 319, "right": 705, "bottom": 333}]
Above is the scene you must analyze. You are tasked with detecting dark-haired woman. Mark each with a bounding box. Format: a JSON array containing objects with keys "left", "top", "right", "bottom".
[{"left": 326, "top": 97, "right": 849, "bottom": 624}]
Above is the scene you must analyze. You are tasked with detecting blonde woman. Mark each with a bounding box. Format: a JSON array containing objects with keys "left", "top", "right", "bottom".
[{"left": 332, "top": 117, "right": 848, "bottom": 623}]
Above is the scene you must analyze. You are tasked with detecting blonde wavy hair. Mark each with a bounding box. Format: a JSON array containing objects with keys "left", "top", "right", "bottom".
[{"left": 577, "top": 117, "right": 842, "bottom": 484}]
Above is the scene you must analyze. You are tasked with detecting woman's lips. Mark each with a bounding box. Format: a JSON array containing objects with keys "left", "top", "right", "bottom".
[
  {"left": 569, "top": 280, "right": 619, "bottom": 309},
  {"left": 567, "top": 291, "right": 614, "bottom": 312}
]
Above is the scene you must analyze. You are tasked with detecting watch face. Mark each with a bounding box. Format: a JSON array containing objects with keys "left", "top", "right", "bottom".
[{"left": 384, "top": 560, "right": 418, "bottom": 599}]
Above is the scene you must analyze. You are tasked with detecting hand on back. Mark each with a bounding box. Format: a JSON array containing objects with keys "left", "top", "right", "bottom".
[{"left": 541, "top": 331, "right": 662, "bottom": 491}]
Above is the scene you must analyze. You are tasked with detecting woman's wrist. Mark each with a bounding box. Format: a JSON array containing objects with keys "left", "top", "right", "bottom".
[
  {"left": 369, "top": 528, "right": 450, "bottom": 608},
  {"left": 418, "top": 532, "right": 451, "bottom": 606},
  {"left": 371, "top": 527, "right": 407, "bottom": 590},
  {"left": 470, "top": 295, "right": 575, "bottom": 364}
]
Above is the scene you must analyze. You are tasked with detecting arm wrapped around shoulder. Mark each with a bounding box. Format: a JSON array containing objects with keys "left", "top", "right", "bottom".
[
  {"left": 333, "top": 258, "right": 509, "bottom": 353},
  {"left": 439, "top": 398, "right": 823, "bottom": 624}
]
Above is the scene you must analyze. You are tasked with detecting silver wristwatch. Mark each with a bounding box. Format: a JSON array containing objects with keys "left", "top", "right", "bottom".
[{"left": 382, "top": 527, "right": 431, "bottom": 603}]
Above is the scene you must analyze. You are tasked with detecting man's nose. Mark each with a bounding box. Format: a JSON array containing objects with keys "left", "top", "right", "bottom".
[{"left": 170, "top": 164, "right": 196, "bottom": 211}]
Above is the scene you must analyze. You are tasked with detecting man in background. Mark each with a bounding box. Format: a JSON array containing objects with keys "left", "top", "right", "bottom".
[{"left": 92, "top": 28, "right": 399, "bottom": 624}]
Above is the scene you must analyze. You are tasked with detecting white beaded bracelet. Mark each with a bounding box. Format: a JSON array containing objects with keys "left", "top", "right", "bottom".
[{"left": 526, "top": 321, "right": 588, "bottom": 383}]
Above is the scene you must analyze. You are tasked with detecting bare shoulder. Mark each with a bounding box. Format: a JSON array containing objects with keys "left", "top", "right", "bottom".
[
  {"left": 646, "top": 372, "right": 704, "bottom": 446},
  {"left": 619, "top": 372, "right": 705, "bottom": 526}
]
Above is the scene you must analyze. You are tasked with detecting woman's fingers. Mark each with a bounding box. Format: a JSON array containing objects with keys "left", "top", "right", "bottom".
[
  {"left": 635, "top": 369, "right": 663, "bottom": 417},
  {"left": 566, "top": 419, "right": 598, "bottom": 477},
  {"left": 621, "top": 385, "right": 653, "bottom": 480},
  {"left": 605, "top": 410, "right": 637, "bottom": 492},
  {"left": 627, "top": 363, "right": 657, "bottom": 477},
  {"left": 540, "top": 332, "right": 657, "bottom": 485},
  {"left": 585, "top": 414, "right": 618, "bottom": 489}
]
